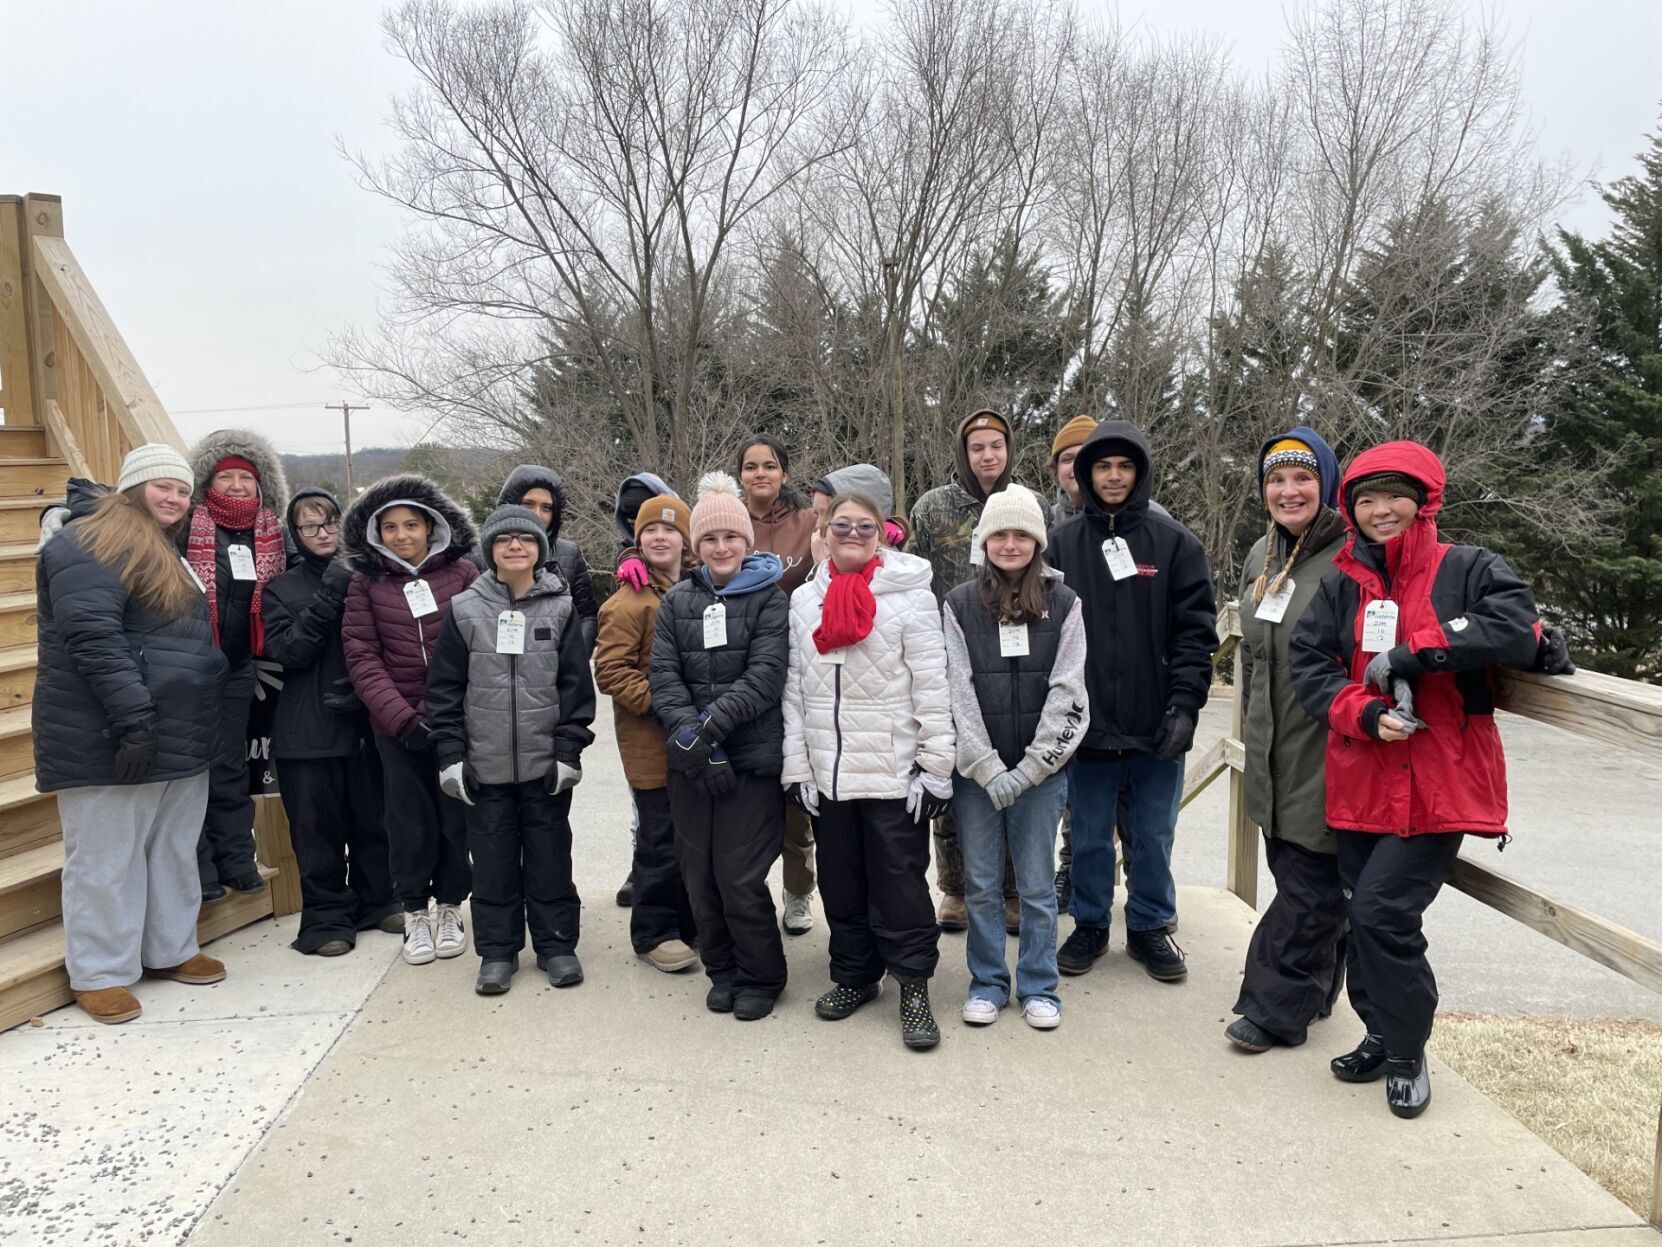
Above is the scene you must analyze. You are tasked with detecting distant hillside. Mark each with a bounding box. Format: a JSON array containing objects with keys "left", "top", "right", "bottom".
[{"left": 280, "top": 445, "right": 511, "bottom": 504}]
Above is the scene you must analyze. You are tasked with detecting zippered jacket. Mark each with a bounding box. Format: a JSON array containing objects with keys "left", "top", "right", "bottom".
[
  {"left": 340, "top": 475, "right": 479, "bottom": 739},
  {"left": 1046, "top": 420, "right": 1218, "bottom": 753},
  {"left": 1288, "top": 441, "right": 1542, "bottom": 838},
  {"left": 781, "top": 548, "right": 955, "bottom": 801},
  {"left": 648, "top": 553, "right": 790, "bottom": 776},
  {"left": 943, "top": 570, "right": 1088, "bottom": 787},
  {"left": 425, "top": 567, "right": 596, "bottom": 785},
  {"left": 594, "top": 566, "right": 678, "bottom": 789}
]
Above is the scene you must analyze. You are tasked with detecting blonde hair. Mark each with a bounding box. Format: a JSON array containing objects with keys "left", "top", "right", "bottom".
[
  {"left": 1251, "top": 518, "right": 1311, "bottom": 603},
  {"left": 77, "top": 488, "right": 200, "bottom": 619},
  {"left": 819, "top": 491, "right": 885, "bottom": 530}
]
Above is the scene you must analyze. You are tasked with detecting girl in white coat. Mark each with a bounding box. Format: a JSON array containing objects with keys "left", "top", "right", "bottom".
[{"left": 782, "top": 492, "right": 955, "bottom": 1049}]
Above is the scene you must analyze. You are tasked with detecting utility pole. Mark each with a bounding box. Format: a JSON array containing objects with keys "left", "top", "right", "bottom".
[{"left": 325, "top": 400, "right": 369, "bottom": 499}]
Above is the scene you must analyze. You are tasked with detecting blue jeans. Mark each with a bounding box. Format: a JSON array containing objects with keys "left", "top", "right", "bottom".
[
  {"left": 1067, "top": 752, "right": 1183, "bottom": 933},
  {"left": 954, "top": 770, "right": 1069, "bottom": 1007}
]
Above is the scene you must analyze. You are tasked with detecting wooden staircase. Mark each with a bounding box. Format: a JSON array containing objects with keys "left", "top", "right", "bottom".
[{"left": 0, "top": 193, "right": 279, "bottom": 1031}]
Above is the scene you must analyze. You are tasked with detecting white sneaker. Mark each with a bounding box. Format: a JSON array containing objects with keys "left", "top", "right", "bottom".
[
  {"left": 961, "top": 997, "right": 1000, "bottom": 1026},
  {"left": 434, "top": 904, "right": 467, "bottom": 959},
  {"left": 402, "top": 911, "right": 436, "bottom": 966},
  {"left": 782, "top": 890, "right": 814, "bottom": 935},
  {"left": 1023, "top": 998, "right": 1062, "bottom": 1030}
]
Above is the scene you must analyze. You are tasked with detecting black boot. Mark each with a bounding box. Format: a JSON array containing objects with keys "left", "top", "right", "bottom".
[
  {"left": 814, "top": 981, "right": 881, "bottom": 1021},
  {"left": 1385, "top": 1054, "right": 1432, "bottom": 1118},
  {"left": 1054, "top": 863, "right": 1072, "bottom": 912},
  {"left": 1057, "top": 923, "right": 1110, "bottom": 976},
  {"left": 732, "top": 990, "right": 777, "bottom": 1022},
  {"left": 1224, "top": 1017, "right": 1282, "bottom": 1053},
  {"left": 1330, "top": 1033, "right": 1388, "bottom": 1082},
  {"left": 1126, "top": 927, "right": 1187, "bottom": 982},
  {"left": 706, "top": 980, "right": 736, "bottom": 1013},
  {"left": 898, "top": 980, "right": 940, "bottom": 1050},
  {"left": 616, "top": 872, "right": 636, "bottom": 907},
  {"left": 475, "top": 956, "right": 518, "bottom": 995}
]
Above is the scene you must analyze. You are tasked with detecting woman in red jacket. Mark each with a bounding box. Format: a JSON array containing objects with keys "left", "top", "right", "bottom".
[
  {"left": 1289, "top": 441, "right": 1544, "bottom": 1120},
  {"left": 341, "top": 475, "right": 480, "bottom": 967}
]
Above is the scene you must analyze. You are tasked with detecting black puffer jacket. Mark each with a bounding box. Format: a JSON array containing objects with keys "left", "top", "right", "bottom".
[
  {"left": 648, "top": 554, "right": 789, "bottom": 776},
  {"left": 468, "top": 465, "right": 598, "bottom": 651},
  {"left": 263, "top": 488, "right": 370, "bottom": 760},
  {"left": 34, "top": 502, "right": 229, "bottom": 791}
]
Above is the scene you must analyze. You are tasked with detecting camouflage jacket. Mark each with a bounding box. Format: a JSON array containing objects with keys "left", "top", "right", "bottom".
[{"left": 910, "top": 480, "right": 983, "bottom": 606}]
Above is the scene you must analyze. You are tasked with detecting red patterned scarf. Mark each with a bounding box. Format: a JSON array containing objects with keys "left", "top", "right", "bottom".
[
  {"left": 188, "top": 489, "right": 286, "bottom": 655},
  {"left": 813, "top": 556, "right": 879, "bottom": 654}
]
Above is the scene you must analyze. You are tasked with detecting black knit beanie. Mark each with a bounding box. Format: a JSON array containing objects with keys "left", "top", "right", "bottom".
[
  {"left": 1347, "top": 472, "right": 1425, "bottom": 511},
  {"left": 481, "top": 504, "right": 551, "bottom": 569}
]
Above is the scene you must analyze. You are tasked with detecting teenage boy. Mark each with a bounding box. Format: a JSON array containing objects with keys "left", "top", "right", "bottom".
[
  {"left": 264, "top": 488, "right": 396, "bottom": 955},
  {"left": 1046, "top": 420, "right": 1217, "bottom": 982},
  {"left": 427, "top": 505, "right": 597, "bottom": 995},
  {"left": 1048, "top": 415, "right": 1096, "bottom": 531},
  {"left": 910, "top": 410, "right": 1020, "bottom": 931}
]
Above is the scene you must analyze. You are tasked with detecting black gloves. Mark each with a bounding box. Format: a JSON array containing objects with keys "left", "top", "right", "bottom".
[
  {"left": 401, "top": 720, "right": 434, "bottom": 751},
  {"left": 322, "top": 677, "right": 363, "bottom": 714},
  {"left": 693, "top": 753, "right": 736, "bottom": 796},
  {"left": 321, "top": 558, "right": 355, "bottom": 598},
  {"left": 111, "top": 716, "right": 159, "bottom": 785},
  {"left": 1533, "top": 625, "right": 1576, "bottom": 675},
  {"left": 1153, "top": 707, "right": 1197, "bottom": 761}
]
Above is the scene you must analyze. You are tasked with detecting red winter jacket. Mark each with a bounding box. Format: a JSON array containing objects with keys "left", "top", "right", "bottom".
[
  {"left": 339, "top": 475, "right": 480, "bottom": 740},
  {"left": 1288, "top": 442, "right": 1542, "bottom": 838}
]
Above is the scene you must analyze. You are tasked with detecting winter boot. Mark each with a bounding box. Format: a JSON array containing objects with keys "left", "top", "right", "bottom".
[
  {"left": 1385, "top": 1054, "right": 1432, "bottom": 1118},
  {"left": 1003, "top": 895, "right": 1021, "bottom": 936},
  {"left": 814, "top": 981, "right": 881, "bottom": 1021},
  {"left": 537, "top": 953, "right": 584, "bottom": 988},
  {"left": 706, "top": 980, "right": 736, "bottom": 1013},
  {"left": 733, "top": 990, "right": 777, "bottom": 1021},
  {"left": 898, "top": 979, "right": 940, "bottom": 1050},
  {"left": 145, "top": 954, "right": 227, "bottom": 984},
  {"left": 75, "top": 986, "right": 141, "bottom": 1025},
  {"left": 1330, "top": 1033, "right": 1389, "bottom": 1082},
  {"left": 1225, "top": 1017, "right": 1282, "bottom": 1053},
  {"left": 935, "top": 894, "right": 968, "bottom": 932},
  {"left": 475, "top": 957, "right": 518, "bottom": 995}
]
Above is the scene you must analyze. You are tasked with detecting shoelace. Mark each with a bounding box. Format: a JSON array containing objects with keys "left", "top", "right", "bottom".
[
  {"left": 406, "top": 917, "right": 432, "bottom": 948},
  {"left": 437, "top": 907, "right": 462, "bottom": 945}
]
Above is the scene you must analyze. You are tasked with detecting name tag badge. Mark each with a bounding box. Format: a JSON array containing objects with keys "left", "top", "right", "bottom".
[
  {"left": 998, "top": 621, "right": 1030, "bottom": 657},
  {"left": 821, "top": 647, "right": 847, "bottom": 665},
  {"left": 496, "top": 609, "right": 526, "bottom": 655},
  {"left": 1254, "top": 579, "right": 1295, "bottom": 624},
  {"left": 702, "top": 602, "right": 727, "bottom": 649},
  {"left": 1361, "top": 599, "right": 1399, "bottom": 652},
  {"left": 1101, "top": 537, "right": 1137, "bottom": 581},
  {"left": 181, "top": 557, "right": 206, "bottom": 594},
  {"left": 227, "top": 543, "right": 257, "bottom": 581},
  {"left": 404, "top": 579, "right": 438, "bottom": 618}
]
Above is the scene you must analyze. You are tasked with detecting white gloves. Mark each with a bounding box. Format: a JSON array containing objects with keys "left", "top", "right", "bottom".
[
  {"left": 37, "top": 505, "right": 70, "bottom": 553},
  {"left": 904, "top": 770, "right": 954, "bottom": 824},
  {"left": 551, "top": 762, "right": 582, "bottom": 795},
  {"left": 788, "top": 781, "right": 820, "bottom": 816},
  {"left": 438, "top": 760, "right": 474, "bottom": 806},
  {"left": 984, "top": 769, "right": 1031, "bottom": 812}
]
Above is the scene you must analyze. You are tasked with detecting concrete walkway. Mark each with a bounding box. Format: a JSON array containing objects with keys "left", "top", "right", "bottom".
[{"left": 2, "top": 706, "right": 1658, "bottom": 1245}]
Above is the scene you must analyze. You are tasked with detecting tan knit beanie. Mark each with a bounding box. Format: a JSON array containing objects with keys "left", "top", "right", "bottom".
[
  {"left": 1050, "top": 414, "right": 1099, "bottom": 462},
  {"left": 689, "top": 472, "right": 754, "bottom": 550},
  {"left": 635, "top": 493, "right": 693, "bottom": 546}
]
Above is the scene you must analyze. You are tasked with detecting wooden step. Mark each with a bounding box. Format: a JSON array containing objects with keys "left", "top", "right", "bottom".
[
  {"left": 0, "top": 592, "right": 34, "bottom": 649},
  {"left": 0, "top": 427, "right": 48, "bottom": 458},
  {"left": 0, "top": 864, "right": 278, "bottom": 1033},
  {"left": 0, "top": 645, "right": 35, "bottom": 708},
  {"left": 0, "top": 458, "right": 69, "bottom": 500},
  {"left": 0, "top": 841, "right": 63, "bottom": 939},
  {"left": 0, "top": 774, "right": 57, "bottom": 858},
  {"left": 0, "top": 704, "right": 33, "bottom": 780},
  {"left": 0, "top": 497, "right": 61, "bottom": 545},
  {"left": 0, "top": 543, "right": 36, "bottom": 595}
]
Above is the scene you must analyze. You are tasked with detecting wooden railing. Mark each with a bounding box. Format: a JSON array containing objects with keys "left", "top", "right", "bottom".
[
  {"left": 1193, "top": 601, "right": 1662, "bottom": 1228},
  {"left": 0, "top": 193, "right": 183, "bottom": 474}
]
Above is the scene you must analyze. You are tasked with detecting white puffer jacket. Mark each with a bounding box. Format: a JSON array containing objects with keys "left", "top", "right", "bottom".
[{"left": 782, "top": 549, "right": 955, "bottom": 801}]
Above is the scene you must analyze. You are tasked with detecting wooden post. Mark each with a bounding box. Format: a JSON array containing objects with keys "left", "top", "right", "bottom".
[
  {"left": 0, "top": 197, "right": 37, "bottom": 425},
  {"left": 253, "top": 799, "right": 302, "bottom": 919},
  {"left": 20, "top": 195, "right": 63, "bottom": 428},
  {"left": 1224, "top": 634, "right": 1258, "bottom": 908}
]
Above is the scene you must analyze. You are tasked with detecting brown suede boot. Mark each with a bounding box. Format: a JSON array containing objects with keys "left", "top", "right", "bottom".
[
  {"left": 1004, "top": 895, "right": 1021, "bottom": 936},
  {"left": 76, "top": 987, "right": 142, "bottom": 1025},
  {"left": 936, "top": 893, "right": 968, "bottom": 932},
  {"left": 145, "top": 954, "right": 227, "bottom": 985}
]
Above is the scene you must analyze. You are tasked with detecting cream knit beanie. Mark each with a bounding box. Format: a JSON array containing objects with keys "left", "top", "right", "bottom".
[
  {"left": 117, "top": 443, "right": 193, "bottom": 493},
  {"left": 974, "top": 483, "right": 1049, "bottom": 553}
]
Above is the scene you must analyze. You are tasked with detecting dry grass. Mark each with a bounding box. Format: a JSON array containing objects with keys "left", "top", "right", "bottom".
[{"left": 1431, "top": 1012, "right": 1662, "bottom": 1217}]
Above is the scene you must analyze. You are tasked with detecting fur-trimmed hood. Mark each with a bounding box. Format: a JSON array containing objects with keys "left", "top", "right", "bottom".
[
  {"left": 188, "top": 428, "right": 290, "bottom": 515},
  {"left": 341, "top": 474, "right": 478, "bottom": 577}
]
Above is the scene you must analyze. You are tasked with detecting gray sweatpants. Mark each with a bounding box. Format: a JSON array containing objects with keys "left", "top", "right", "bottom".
[{"left": 59, "top": 773, "right": 210, "bottom": 991}]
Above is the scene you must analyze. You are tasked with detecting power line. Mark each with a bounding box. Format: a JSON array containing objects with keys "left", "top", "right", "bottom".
[{"left": 170, "top": 401, "right": 328, "bottom": 415}]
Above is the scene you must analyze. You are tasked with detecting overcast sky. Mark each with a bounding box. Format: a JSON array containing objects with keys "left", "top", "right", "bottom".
[{"left": 5, "top": 0, "right": 1659, "bottom": 455}]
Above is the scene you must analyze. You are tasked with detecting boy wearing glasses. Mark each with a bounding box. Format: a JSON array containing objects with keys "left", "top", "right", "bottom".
[
  {"left": 426, "top": 505, "right": 597, "bottom": 995},
  {"left": 263, "top": 488, "right": 398, "bottom": 954}
]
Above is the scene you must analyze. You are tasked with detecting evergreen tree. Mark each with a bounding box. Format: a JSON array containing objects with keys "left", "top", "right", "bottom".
[{"left": 1535, "top": 124, "right": 1662, "bottom": 679}]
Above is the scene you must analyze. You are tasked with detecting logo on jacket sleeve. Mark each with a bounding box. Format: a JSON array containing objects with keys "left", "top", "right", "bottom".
[{"left": 1448, "top": 616, "right": 1469, "bottom": 632}]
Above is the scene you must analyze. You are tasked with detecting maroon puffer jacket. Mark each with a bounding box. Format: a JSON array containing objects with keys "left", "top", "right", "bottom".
[{"left": 340, "top": 474, "right": 480, "bottom": 739}]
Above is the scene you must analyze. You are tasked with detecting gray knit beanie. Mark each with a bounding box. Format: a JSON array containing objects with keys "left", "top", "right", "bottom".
[{"left": 481, "top": 504, "right": 550, "bottom": 569}]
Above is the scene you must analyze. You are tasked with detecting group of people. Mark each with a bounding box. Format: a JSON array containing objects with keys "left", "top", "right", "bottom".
[{"left": 33, "top": 408, "right": 1570, "bottom": 1119}]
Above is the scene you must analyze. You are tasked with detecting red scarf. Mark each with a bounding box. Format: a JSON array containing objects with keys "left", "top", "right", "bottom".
[
  {"left": 813, "top": 557, "right": 879, "bottom": 654},
  {"left": 188, "top": 489, "right": 286, "bottom": 655}
]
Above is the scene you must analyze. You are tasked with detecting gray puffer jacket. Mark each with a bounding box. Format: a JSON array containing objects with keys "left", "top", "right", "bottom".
[{"left": 425, "top": 567, "right": 597, "bottom": 786}]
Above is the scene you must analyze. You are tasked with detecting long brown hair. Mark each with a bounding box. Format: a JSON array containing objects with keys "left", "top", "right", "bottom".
[
  {"left": 76, "top": 488, "right": 200, "bottom": 619},
  {"left": 976, "top": 554, "right": 1050, "bottom": 624}
]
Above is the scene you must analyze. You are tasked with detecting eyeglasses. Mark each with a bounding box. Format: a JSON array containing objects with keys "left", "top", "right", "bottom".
[
  {"left": 492, "top": 534, "right": 535, "bottom": 547},
  {"left": 296, "top": 521, "right": 341, "bottom": 537},
  {"left": 827, "top": 519, "right": 879, "bottom": 538}
]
